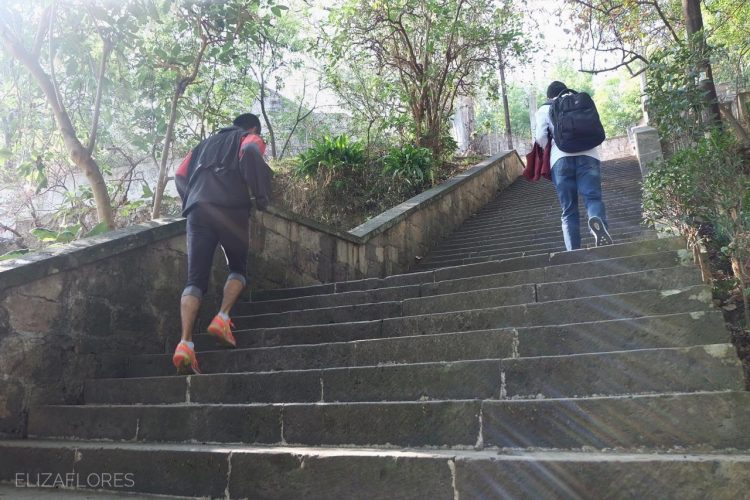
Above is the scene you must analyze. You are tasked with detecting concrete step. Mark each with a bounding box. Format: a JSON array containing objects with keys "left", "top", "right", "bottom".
[
  {"left": 250, "top": 238, "right": 685, "bottom": 301},
  {"left": 237, "top": 252, "right": 688, "bottom": 316},
  {"left": 424, "top": 251, "right": 687, "bottom": 296},
  {"left": 236, "top": 284, "right": 422, "bottom": 316},
  {"left": 195, "top": 301, "right": 726, "bottom": 356},
  {"left": 242, "top": 285, "right": 712, "bottom": 330},
  {"left": 135, "top": 328, "right": 518, "bottom": 378},
  {"left": 536, "top": 266, "right": 701, "bottom": 301},
  {"left": 419, "top": 235, "right": 657, "bottom": 270},
  {"left": 26, "top": 392, "right": 750, "bottom": 450},
  {"left": 428, "top": 223, "right": 651, "bottom": 255},
  {"left": 443, "top": 214, "right": 647, "bottom": 244},
  {"left": 452, "top": 206, "right": 646, "bottom": 236},
  {"left": 88, "top": 344, "right": 743, "bottom": 405},
  {"left": 420, "top": 230, "right": 654, "bottom": 265},
  {"left": 234, "top": 252, "right": 697, "bottom": 330},
  {"left": 385, "top": 286, "right": 715, "bottom": 337},
  {"left": 234, "top": 280, "right": 712, "bottom": 331},
  {"left": 403, "top": 267, "right": 702, "bottom": 316},
  {"left": 137, "top": 311, "right": 729, "bottom": 378},
  {"left": 425, "top": 237, "right": 685, "bottom": 279},
  {"left": 3, "top": 440, "right": 749, "bottom": 499}
]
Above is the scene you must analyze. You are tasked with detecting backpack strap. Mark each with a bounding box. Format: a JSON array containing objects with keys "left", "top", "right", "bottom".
[{"left": 556, "top": 88, "right": 577, "bottom": 99}]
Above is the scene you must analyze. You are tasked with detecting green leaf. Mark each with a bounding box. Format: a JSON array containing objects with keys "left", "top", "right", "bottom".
[
  {"left": 0, "top": 249, "right": 29, "bottom": 261},
  {"left": 271, "top": 5, "right": 288, "bottom": 16},
  {"left": 31, "top": 228, "right": 61, "bottom": 243},
  {"left": 56, "top": 230, "right": 76, "bottom": 244},
  {"left": 85, "top": 222, "right": 111, "bottom": 238}
]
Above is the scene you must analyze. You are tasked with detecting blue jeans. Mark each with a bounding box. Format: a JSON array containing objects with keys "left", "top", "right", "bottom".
[{"left": 550, "top": 156, "right": 608, "bottom": 251}]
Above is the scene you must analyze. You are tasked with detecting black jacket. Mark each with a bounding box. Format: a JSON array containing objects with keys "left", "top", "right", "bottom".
[{"left": 176, "top": 127, "right": 272, "bottom": 215}]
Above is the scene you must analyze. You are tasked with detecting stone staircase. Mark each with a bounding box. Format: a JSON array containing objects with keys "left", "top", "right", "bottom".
[
  {"left": 416, "top": 156, "right": 653, "bottom": 269},
  {"left": 2, "top": 156, "right": 750, "bottom": 498}
]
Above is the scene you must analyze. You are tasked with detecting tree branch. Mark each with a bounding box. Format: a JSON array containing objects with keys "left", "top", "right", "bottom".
[{"left": 87, "top": 40, "right": 112, "bottom": 154}]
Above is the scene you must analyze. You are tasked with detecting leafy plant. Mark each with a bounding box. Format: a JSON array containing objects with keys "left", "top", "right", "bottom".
[
  {"left": 31, "top": 226, "right": 81, "bottom": 244},
  {"left": 295, "top": 134, "right": 365, "bottom": 178},
  {"left": 644, "top": 39, "right": 715, "bottom": 148},
  {"left": 382, "top": 144, "right": 434, "bottom": 187},
  {"left": 643, "top": 131, "right": 750, "bottom": 320},
  {"left": 0, "top": 248, "right": 29, "bottom": 261}
]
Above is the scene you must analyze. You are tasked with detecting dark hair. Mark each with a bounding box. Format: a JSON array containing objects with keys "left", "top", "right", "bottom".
[
  {"left": 546, "top": 81, "right": 567, "bottom": 99},
  {"left": 233, "top": 113, "right": 262, "bottom": 133}
]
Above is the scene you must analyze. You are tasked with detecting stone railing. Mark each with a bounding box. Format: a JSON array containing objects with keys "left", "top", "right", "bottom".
[
  {"left": 631, "top": 126, "right": 664, "bottom": 177},
  {"left": 0, "top": 151, "right": 523, "bottom": 437}
]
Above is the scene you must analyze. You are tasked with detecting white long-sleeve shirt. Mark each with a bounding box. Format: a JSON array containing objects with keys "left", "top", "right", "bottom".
[{"left": 534, "top": 103, "right": 600, "bottom": 167}]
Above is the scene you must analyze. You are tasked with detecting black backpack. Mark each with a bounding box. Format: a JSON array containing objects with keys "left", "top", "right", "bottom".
[{"left": 549, "top": 89, "right": 606, "bottom": 153}]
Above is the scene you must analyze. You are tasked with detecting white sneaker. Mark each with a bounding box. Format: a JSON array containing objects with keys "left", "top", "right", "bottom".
[{"left": 588, "top": 217, "right": 613, "bottom": 246}]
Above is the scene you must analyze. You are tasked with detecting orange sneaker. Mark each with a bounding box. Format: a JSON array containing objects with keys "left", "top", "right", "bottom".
[
  {"left": 207, "top": 314, "right": 237, "bottom": 348},
  {"left": 172, "top": 342, "right": 201, "bottom": 375}
]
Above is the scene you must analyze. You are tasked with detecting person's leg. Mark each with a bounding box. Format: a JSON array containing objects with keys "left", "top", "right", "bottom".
[
  {"left": 551, "top": 157, "right": 581, "bottom": 250},
  {"left": 173, "top": 206, "right": 218, "bottom": 373},
  {"left": 218, "top": 275, "right": 245, "bottom": 316},
  {"left": 577, "top": 156, "right": 607, "bottom": 225},
  {"left": 577, "top": 156, "right": 613, "bottom": 246},
  {"left": 180, "top": 294, "right": 201, "bottom": 343},
  {"left": 206, "top": 206, "right": 250, "bottom": 347}
]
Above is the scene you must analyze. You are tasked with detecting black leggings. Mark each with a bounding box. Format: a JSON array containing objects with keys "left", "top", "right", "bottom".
[{"left": 185, "top": 203, "right": 250, "bottom": 296}]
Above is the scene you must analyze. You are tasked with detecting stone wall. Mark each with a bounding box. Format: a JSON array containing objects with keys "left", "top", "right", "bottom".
[
  {"left": 0, "top": 220, "right": 189, "bottom": 437},
  {"left": 247, "top": 151, "right": 523, "bottom": 289},
  {"left": 0, "top": 151, "right": 523, "bottom": 437},
  {"left": 600, "top": 135, "right": 635, "bottom": 161}
]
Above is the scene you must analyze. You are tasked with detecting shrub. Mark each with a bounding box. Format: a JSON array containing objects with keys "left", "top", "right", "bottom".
[
  {"left": 643, "top": 130, "right": 750, "bottom": 319},
  {"left": 295, "top": 134, "right": 365, "bottom": 178},
  {"left": 382, "top": 144, "right": 434, "bottom": 187}
]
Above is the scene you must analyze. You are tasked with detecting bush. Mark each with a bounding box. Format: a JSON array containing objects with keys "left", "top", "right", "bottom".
[
  {"left": 382, "top": 144, "right": 433, "bottom": 187},
  {"left": 643, "top": 130, "right": 750, "bottom": 319},
  {"left": 295, "top": 134, "right": 365, "bottom": 178}
]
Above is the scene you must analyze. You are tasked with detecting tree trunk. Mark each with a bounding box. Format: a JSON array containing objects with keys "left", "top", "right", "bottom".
[
  {"left": 682, "top": 0, "right": 722, "bottom": 128},
  {"left": 0, "top": 22, "right": 115, "bottom": 229},
  {"left": 87, "top": 41, "right": 111, "bottom": 154},
  {"left": 258, "top": 80, "right": 277, "bottom": 159},
  {"left": 151, "top": 33, "right": 207, "bottom": 219},
  {"left": 496, "top": 44, "right": 513, "bottom": 150},
  {"left": 151, "top": 84, "right": 181, "bottom": 219},
  {"left": 719, "top": 103, "right": 750, "bottom": 146}
]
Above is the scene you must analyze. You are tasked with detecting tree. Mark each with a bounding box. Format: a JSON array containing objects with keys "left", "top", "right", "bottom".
[
  {"left": 330, "top": 0, "right": 529, "bottom": 156},
  {"left": 681, "top": 0, "right": 720, "bottom": 127},
  {"left": 491, "top": 0, "right": 537, "bottom": 150},
  {"left": 564, "top": 0, "right": 683, "bottom": 76},
  {"left": 704, "top": 0, "right": 750, "bottom": 94},
  {"left": 243, "top": 5, "right": 304, "bottom": 160},
  {"left": 597, "top": 71, "right": 643, "bottom": 136},
  {"left": 0, "top": 2, "right": 119, "bottom": 229}
]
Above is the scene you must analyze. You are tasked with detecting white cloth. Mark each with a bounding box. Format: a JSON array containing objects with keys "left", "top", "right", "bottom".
[{"left": 534, "top": 104, "right": 601, "bottom": 167}]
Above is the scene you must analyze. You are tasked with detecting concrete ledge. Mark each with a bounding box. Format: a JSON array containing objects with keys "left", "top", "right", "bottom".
[
  {"left": 0, "top": 218, "right": 185, "bottom": 292},
  {"left": 350, "top": 153, "right": 513, "bottom": 239},
  {"left": 632, "top": 126, "right": 663, "bottom": 177}
]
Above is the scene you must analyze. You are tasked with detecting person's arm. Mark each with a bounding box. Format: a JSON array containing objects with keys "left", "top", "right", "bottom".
[
  {"left": 534, "top": 105, "right": 551, "bottom": 148},
  {"left": 174, "top": 151, "right": 192, "bottom": 200},
  {"left": 239, "top": 135, "right": 272, "bottom": 211}
]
